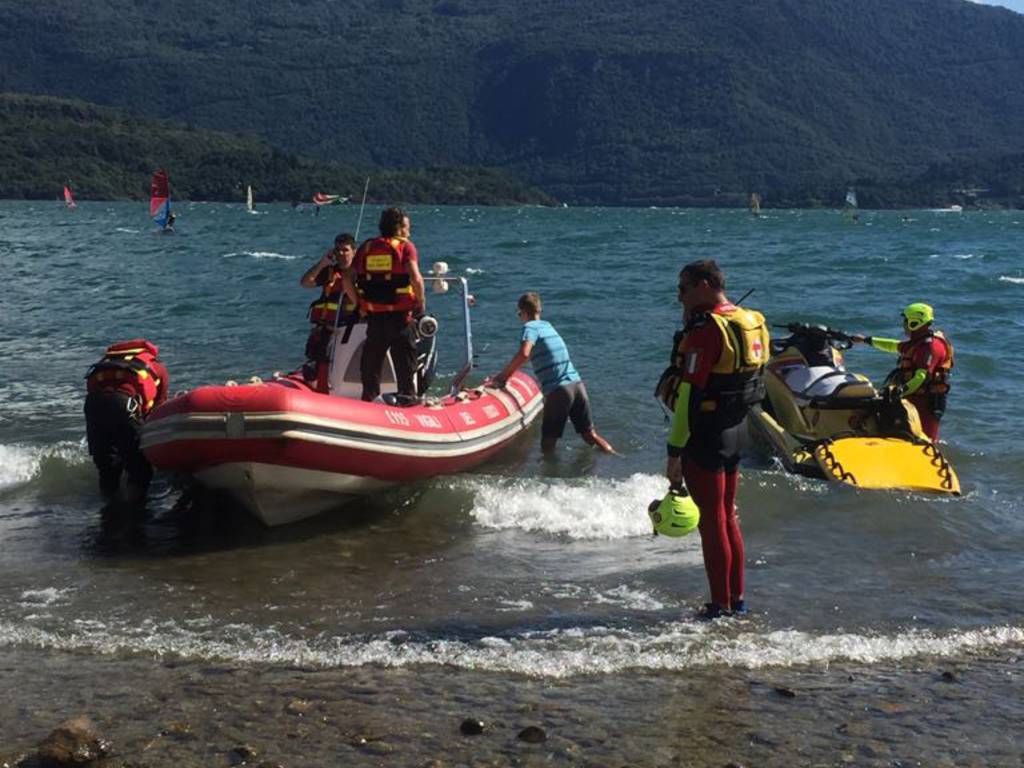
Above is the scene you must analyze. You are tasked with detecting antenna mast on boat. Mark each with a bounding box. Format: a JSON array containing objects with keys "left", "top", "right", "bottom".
[{"left": 354, "top": 177, "right": 370, "bottom": 241}]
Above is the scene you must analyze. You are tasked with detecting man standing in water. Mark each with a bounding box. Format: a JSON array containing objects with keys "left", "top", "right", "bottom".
[
  {"left": 852, "top": 302, "right": 953, "bottom": 442},
  {"left": 344, "top": 208, "right": 425, "bottom": 403},
  {"left": 489, "top": 292, "right": 615, "bottom": 454},
  {"left": 662, "top": 261, "right": 769, "bottom": 618}
]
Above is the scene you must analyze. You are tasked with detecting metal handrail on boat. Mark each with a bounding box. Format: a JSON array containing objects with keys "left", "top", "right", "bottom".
[
  {"left": 425, "top": 274, "right": 474, "bottom": 396},
  {"left": 334, "top": 270, "right": 474, "bottom": 398}
]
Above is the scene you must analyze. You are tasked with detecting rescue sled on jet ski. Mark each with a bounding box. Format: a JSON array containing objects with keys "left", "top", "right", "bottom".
[
  {"left": 141, "top": 270, "right": 543, "bottom": 526},
  {"left": 747, "top": 323, "right": 960, "bottom": 495}
]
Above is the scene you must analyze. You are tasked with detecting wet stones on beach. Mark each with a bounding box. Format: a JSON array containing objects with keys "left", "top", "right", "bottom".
[
  {"left": 36, "top": 717, "right": 109, "bottom": 766},
  {"left": 158, "top": 720, "right": 194, "bottom": 740},
  {"left": 516, "top": 725, "right": 547, "bottom": 743},
  {"left": 459, "top": 718, "right": 485, "bottom": 736},
  {"left": 284, "top": 699, "right": 313, "bottom": 716},
  {"left": 228, "top": 743, "right": 258, "bottom": 764}
]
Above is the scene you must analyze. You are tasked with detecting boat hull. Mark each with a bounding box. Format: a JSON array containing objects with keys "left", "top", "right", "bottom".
[
  {"left": 194, "top": 462, "right": 393, "bottom": 526},
  {"left": 142, "top": 373, "right": 543, "bottom": 525}
]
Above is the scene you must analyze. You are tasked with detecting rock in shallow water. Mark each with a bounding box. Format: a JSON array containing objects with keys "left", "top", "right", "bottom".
[
  {"left": 229, "top": 743, "right": 259, "bottom": 764},
  {"left": 517, "top": 725, "right": 546, "bottom": 744},
  {"left": 160, "top": 721, "right": 193, "bottom": 740},
  {"left": 285, "top": 699, "right": 313, "bottom": 716},
  {"left": 37, "top": 716, "right": 109, "bottom": 766},
  {"left": 459, "top": 719, "right": 485, "bottom": 736}
]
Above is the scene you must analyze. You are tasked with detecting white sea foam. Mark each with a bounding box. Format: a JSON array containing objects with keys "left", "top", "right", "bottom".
[
  {"left": 1, "top": 618, "right": 1021, "bottom": 678},
  {"left": 457, "top": 473, "right": 667, "bottom": 540},
  {"left": 495, "top": 599, "right": 535, "bottom": 612},
  {"left": 0, "top": 442, "right": 88, "bottom": 491},
  {"left": 591, "top": 585, "right": 666, "bottom": 611},
  {"left": 999, "top": 276, "right": 1024, "bottom": 285},
  {"left": 465, "top": 267, "right": 485, "bottom": 274},
  {"left": 18, "top": 588, "right": 71, "bottom": 607},
  {"left": 114, "top": 227, "right": 140, "bottom": 234},
  {"left": 221, "top": 251, "right": 298, "bottom": 261}
]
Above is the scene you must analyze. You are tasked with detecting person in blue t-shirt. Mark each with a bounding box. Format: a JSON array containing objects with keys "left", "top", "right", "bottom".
[{"left": 488, "top": 292, "right": 615, "bottom": 454}]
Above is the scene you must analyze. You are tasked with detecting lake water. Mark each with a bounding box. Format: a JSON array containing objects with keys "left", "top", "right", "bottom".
[{"left": 1, "top": 201, "right": 1022, "bottom": 765}]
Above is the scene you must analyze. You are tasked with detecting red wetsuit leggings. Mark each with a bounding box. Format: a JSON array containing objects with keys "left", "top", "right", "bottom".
[
  {"left": 683, "top": 458, "right": 744, "bottom": 609},
  {"left": 909, "top": 394, "right": 941, "bottom": 442}
]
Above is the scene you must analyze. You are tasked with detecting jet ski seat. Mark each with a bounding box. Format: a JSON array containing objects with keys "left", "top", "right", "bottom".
[{"left": 781, "top": 365, "right": 877, "bottom": 403}]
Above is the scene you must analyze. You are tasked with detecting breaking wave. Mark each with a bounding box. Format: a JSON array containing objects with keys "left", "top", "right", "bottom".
[
  {"left": 454, "top": 473, "right": 667, "bottom": 540},
  {"left": 1, "top": 618, "right": 1020, "bottom": 678},
  {"left": 0, "top": 442, "right": 89, "bottom": 492}
]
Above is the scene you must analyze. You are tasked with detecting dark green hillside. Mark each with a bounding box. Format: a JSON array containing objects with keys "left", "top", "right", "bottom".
[
  {"left": 1, "top": 0, "right": 1023, "bottom": 204},
  {"left": 0, "top": 93, "right": 556, "bottom": 204}
]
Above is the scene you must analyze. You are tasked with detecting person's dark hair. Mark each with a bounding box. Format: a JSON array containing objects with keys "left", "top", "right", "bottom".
[
  {"left": 334, "top": 232, "right": 355, "bottom": 248},
  {"left": 680, "top": 259, "right": 726, "bottom": 291},
  {"left": 378, "top": 207, "right": 408, "bottom": 237},
  {"left": 518, "top": 292, "right": 542, "bottom": 316}
]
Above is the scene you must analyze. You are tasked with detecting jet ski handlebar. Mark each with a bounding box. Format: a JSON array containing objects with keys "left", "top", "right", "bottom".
[{"left": 773, "top": 323, "right": 855, "bottom": 349}]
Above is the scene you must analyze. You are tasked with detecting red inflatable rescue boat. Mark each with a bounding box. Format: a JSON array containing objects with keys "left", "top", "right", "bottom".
[{"left": 141, "top": 271, "right": 543, "bottom": 525}]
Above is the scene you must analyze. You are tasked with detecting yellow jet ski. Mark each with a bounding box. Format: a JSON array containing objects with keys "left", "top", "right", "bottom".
[{"left": 748, "top": 323, "right": 960, "bottom": 495}]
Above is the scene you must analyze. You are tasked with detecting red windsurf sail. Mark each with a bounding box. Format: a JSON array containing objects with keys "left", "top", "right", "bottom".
[
  {"left": 312, "top": 192, "right": 349, "bottom": 206},
  {"left": 150, "top": 170, "right": 171, "bottom": 228}
]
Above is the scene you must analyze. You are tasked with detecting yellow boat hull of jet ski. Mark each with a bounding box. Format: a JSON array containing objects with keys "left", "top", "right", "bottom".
[
  {"left": 813, "top": 436, "right": 960, "bottom": 495},
  {"left": 747, "top": 328, "right": 960, "bottom": 496},
  {"left": 749, "top": 403, "right": 960, "bottom": 495}
]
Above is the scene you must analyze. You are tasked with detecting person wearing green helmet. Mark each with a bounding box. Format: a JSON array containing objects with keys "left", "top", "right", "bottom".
[{"left": 852, "top": 302, "right": 954, "bottom": 441}]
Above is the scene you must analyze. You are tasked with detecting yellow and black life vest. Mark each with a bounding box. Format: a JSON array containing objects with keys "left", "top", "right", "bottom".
[
  {"left": 354, "top": 237, "right": 417, "bottom": 313},
  {"left": 655, "top": 306, "right": 770, "bottom": 418},
  {"left": 897, "top": 330, "right": 954, "bottom": 395},
  {"left": 85, "top": 339, "right": 162, "bottom": 415},
  {"left": 308, "top": 266, "right": 356, "bottom": 326},
  {"left": 702, "top": 306, "right": 769, "bottom": 420}
]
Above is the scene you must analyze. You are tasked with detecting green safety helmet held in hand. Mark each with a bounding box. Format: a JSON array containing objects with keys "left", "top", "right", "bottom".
[
  {"left": 901, "top": 302, "right": 934, "bottom": 332},
  {"left": 647, "top": 486, "right": 700, "bottom": 537}
]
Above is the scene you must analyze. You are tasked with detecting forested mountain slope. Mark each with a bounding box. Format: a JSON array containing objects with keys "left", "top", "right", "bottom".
[
  {"left": 0, "top": 93, "right": 554, "bottom": 204},
  {"left": 2, "top": 0, "right": 1022, "bottom": 204}
]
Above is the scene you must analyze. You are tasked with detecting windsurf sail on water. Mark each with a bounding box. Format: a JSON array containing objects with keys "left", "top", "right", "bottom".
[
  {"left": 843, "top": 188, "right": 858, "bottom": 221},
  {"left": 749, "top": 192, "right": 761, "bottom": 216},
  {"left": 151, "top": 170, "right": 171, "bottom": 228},
  {"left": 312, "top": 192, "right": 349, "bottom": 206},
  {"left": 63, "top": 184, "right": 76, "bottom": 210},
  {"left": 246, "top": 185, "right": 255, "bottom": 213}
]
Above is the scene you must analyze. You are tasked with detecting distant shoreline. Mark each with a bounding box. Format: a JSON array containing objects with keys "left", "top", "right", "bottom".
[{"left": 3, "top": 196, "right": 1019, "bottom": 211}]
